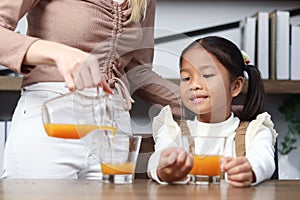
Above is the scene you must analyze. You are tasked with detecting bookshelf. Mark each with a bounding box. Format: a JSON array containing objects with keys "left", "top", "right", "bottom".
[
  {"left": 0, "top": 76, "right": 22, "bottom": 91},
  {"left": 1, "top": 77, "right": 300, "bottom": 94},
  {"left": 0, "top": 77, "right": 300, "bottom": 94},
  {"left": 261, "top": 80, "right": 300, "bottom": 94},
  {"left": 168, "top": 78, "right": 300, "bottom": 94}
]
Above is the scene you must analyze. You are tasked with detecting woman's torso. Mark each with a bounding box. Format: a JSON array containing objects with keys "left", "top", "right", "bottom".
[{"left": 23, "top": 0, "right": 152, "bottom": 87}]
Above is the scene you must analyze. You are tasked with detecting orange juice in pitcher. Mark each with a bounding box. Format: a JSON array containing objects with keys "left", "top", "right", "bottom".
[
  {"left": 43, "top": 123, "right": 117, "bottom": 139},
  {"left": 42, "top": 87, "right": 115, "bottom": 139}
]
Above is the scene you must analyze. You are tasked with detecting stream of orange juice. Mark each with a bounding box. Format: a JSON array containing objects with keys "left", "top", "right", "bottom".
[
  {"left": 189, "top": 155, "right": 222, "bottom": 176},
  {"left": 101, "top": 162, "right": 135, "bottom": 175},
  {"left": 43, "top": 123, "right": 117, "bottom": 139}
]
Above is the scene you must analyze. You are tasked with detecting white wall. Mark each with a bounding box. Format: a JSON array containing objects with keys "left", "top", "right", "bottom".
[{"left": 155, "top": 1, "right": 300, "bottom": 37}]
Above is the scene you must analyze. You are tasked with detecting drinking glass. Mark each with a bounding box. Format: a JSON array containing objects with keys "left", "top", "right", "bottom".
[
  {"left": 79, "top": 93, "right": 134, "bottom": 155},
  {"left": 182, "top": 136, "right": 227, "bottom": 185},
  {"left": 95, "top": 134, "right": 142, "bottom": 184}
]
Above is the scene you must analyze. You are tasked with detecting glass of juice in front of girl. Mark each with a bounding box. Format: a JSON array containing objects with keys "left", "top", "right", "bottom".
[{"left": 182, "top": 136, "right": 227, "bottom": 185}]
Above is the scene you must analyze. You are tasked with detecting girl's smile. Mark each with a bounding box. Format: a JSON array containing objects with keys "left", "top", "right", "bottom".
[{"left": 189, "top": 93, "right": 208, "bottom": 104}]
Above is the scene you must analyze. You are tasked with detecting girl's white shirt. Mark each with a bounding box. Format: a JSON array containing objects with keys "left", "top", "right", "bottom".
[{"left": 147, "top": 105, "right": 278, "bottom": 185}]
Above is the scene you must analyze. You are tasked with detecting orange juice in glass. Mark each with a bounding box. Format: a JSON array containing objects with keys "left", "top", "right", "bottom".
[
  {"left": 101, "top": 162, "right": 135, "bottom": 175},
  {"left": 182, "top": 136, "right": 227, "bottom": 185},
  {"left": 96, "top": 134, "right": 142, "bottom": 184}
]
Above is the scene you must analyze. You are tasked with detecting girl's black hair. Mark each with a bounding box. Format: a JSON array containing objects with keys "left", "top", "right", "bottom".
[{"left": 179, "top": 36, "right": 265, "bottom": 121}]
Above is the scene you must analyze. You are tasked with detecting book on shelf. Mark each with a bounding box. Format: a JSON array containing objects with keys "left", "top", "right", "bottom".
[
  {"left": 240, "top": 16, "right": 256, "bottom": 65},
  {"left": 253, "top": 11, "right": 269, "bottom": 79},
  {"left": 269, "top": 10, "right": 290, "bottom": 80},
  {"left": 290, "top": 25, "right": 300, "bottom": 80}
]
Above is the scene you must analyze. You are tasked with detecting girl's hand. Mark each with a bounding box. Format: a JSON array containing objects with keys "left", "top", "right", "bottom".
[
  {"left": 157, "top": 147, "right": 193, "bottom": 183},
  {"left": 221, "top": 157, "right": 256, "bottom": 187}
]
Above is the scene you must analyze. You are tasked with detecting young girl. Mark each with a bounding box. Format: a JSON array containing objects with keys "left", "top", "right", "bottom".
[{"left": 147, "top": 36, "right": 278, "bottom": 187}]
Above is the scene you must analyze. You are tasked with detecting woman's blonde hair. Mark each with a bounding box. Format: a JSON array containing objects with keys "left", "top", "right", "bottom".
[{"left": 127, "top": 0, "right": 147, "bottom": 22}]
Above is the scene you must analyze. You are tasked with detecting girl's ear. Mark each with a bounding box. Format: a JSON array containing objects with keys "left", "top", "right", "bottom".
[{"left": 231, "top": 76, "right": 244, "bottom": 97}]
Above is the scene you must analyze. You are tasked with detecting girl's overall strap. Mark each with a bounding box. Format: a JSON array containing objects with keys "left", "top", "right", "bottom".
[{"left": 235, "top": 121, "right": 250, "bottom": 157}]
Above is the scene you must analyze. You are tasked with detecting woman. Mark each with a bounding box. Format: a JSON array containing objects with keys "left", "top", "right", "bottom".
[{"left": 0, "top": 0, "right": 180, "bottom": 178}]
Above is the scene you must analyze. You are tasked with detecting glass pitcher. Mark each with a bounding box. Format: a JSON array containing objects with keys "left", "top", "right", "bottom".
[{"left": 41, "top": 87, "right": 120, "bottom": 139}]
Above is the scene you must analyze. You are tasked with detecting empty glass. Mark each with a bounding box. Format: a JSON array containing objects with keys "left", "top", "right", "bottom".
[{"left": 182, "top": 136, "right": 227, "bottom": 185}]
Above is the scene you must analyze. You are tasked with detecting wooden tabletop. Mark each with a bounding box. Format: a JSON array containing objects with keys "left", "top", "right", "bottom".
[{"left": 0, "top": 179, "right": 299, "bottom": 200}]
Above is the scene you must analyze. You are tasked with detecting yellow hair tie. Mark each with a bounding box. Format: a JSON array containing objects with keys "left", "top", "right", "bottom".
[{"left": 241, "top": 50, "right": 250, "bottom": 65}]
